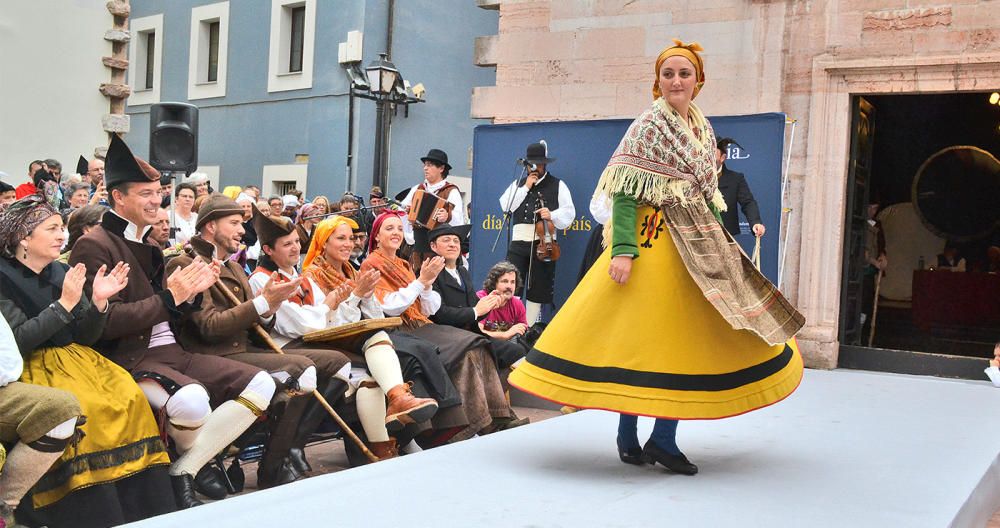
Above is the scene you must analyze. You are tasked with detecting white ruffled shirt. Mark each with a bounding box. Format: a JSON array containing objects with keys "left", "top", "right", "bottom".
[{"left": 248, "top": 267, "right": 384, "bottom": 347}]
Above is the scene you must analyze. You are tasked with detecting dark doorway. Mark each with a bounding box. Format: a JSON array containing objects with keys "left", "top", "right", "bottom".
[{"left": 839, "top": 92, "right": 1000, "bottom": 379}]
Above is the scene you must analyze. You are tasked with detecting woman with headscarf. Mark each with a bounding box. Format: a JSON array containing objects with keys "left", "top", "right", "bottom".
[
  {"left": 509, "top": 40, "right": 805, "bottom": 475},
  {"left": 295, "top": 203, "right": 319, "bottom": 260},
  {"left": 0, "top": 195, "right": 175, "bottom": 527},
  {"left": 361, "top": 211, "right": 515, "bottom": 444},
  {"left": 303, "top": 216, "right": 464, "bottom": 455}
]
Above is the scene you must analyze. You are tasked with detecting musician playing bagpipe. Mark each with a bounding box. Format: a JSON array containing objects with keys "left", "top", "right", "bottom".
[{"left": 498, "top": 141, "right": 576, "bottom": 325}]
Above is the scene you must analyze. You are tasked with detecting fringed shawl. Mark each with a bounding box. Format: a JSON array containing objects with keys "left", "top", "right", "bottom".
[
  {"left": 359, "top": 250, "right": 431, "bottom": 327},
  {"left": 594, "top": 98, "right": 727, "bottom": 212},
  {"left": 304, "top": 254, "right": 354, "bottom": 294}
]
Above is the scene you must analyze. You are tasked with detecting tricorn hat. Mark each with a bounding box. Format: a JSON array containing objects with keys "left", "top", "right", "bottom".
[
  {"left": 253, "top": 204, "right": 295, "bottom": 247},
  {"left": 427, "top": 222, "right": 471, "bottom": 244},
  {"left": 197, "top": 194, "right": 244, "bottom": 232},
  {"left": 76, "top": 156, "right": 88, "bottom": 176},
  {"left": 524, "top": 141, "right": 556, "bottom": 165},
  {"left": 420, "top": 149, "right": 452, "bottom": 171},
  {"left": 104, "top": 134, "right": 160, "bottom": 190}
]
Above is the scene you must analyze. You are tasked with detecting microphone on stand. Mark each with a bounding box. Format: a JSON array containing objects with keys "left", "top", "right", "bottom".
[{"left": 516, "top": 158, "right": 538, "bottom": 171}]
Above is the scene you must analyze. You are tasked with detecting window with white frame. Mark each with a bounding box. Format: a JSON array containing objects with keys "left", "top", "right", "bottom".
[
  {"left": 129, "top": 14, "right": 163, "bottom": 106},
  {"left": 188, "top": 2, "right": 229, "bottom": 100},
  {"left": 267, "top": 0, "right": 315, "bottom": 92},
  {"left": 263, "top": 164, "right": 308, "bottom": 197}
]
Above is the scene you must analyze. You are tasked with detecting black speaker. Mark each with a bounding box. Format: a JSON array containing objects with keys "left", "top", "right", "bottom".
[{"left": 149, "top": 102, "right": 198, "bottom": 173}]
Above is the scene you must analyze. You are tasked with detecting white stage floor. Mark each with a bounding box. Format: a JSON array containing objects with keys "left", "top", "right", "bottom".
[{"left": 127, "top": 369, "right": 1000, "bottom": 527}]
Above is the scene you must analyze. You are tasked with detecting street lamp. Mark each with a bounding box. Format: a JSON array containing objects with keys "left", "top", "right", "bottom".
[
  {"left": 365, "top": 53, "right": 399, "bottom": 96},
  {"left": 343, "top": 52, "right": 423, "bottom": 192}
]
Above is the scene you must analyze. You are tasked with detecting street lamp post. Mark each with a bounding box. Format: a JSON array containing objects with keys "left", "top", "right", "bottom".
[
  {"left": 343, "top": 52, "right": 423, "bottom": 193},
  {"left": 364, "top": 53, "right": 398, "bottom": 192}
]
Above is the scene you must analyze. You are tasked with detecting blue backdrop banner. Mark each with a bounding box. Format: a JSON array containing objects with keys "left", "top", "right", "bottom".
[{"left": 469, "top": 113, "right": 785, "bottom": 318}]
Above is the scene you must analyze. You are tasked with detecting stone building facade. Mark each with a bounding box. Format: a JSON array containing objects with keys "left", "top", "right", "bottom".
[{"left": 470, "top": 0, "right": 1000, "bottom": 369}]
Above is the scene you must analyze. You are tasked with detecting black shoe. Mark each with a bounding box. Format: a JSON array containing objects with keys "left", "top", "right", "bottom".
[
  {"left": 171, "top": 473, "right": 205, "bottom": 509},
  {"left": 194, "top": 464, "right": 228, "bottom": 500},
  {"left": 617, "top": 436, "right": 646, "bottom": 466},
  {"left": 641, "top": 440, "right": 698, "bottom": 475},
  {"left": 288, "top": 446, "right": 312, "bottom": 474},
  {"left": 256, "top": 457, "right": 303, "bottom": 489}
]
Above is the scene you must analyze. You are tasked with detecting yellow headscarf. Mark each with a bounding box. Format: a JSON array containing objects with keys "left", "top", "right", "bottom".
[
  {"left": 653, "top": 39, "right": 705, "bottom": 100},
  {"left": 222, "top": 186, "right": 242, "bottom": 199},
  {"left": 302, "top": 215, "right": 359, "bottom": 269}
]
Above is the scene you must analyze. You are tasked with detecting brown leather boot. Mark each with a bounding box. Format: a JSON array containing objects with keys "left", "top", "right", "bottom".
[
  {"left": 384, "top": 382, "right": 438, "bottom": 433},
  {"left": 369, "top": 438, "right": 399, "bottom": 461}
]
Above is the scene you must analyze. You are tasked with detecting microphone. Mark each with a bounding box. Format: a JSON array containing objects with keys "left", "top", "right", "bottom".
[{"left": 516, "top": 158, "right": 537, "bottom": 171}]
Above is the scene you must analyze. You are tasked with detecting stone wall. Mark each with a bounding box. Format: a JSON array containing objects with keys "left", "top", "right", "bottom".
[{"left": 472, "top": 0, "right": 1000, "bottom": 368}]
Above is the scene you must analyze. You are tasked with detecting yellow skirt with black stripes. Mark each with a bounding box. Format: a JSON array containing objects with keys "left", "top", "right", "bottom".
[
  {"left": 20, "top": 343, "right": 171, "bottom": 508},
  {"left": 508, "top": 205, "right": 803, "bottom": 420}
]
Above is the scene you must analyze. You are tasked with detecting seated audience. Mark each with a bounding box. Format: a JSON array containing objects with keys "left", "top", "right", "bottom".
[
  {"left": 169, "top": 196, "right": 327, "bottom": 487},
  {"left": 477, "top": 261, "right": 530, "bottom": 346},
  {"left": 252, "top": 211, "right": 438, "bottom": 460},
  {"left": 303, "top": 216, "right": 462, "bottom": 457},
  {"left": 70, "top": 135, "right": 277, "bottom": 509},
  {"left": 361, "top": 211, "right": 515, "bottom": 443},
  {"left": 0, "top": 313, "right": 83, "bottom": 528},
  {"left": 427, "top": 225, "right": 528, "bottom": 371},
  {"left": 0, "top": 195, "right": 175, "bottom": 527}
]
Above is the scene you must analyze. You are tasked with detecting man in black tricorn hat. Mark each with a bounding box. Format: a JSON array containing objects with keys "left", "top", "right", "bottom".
[
  {"left": 498, "top": 140, "right": 576, "bottom": 325},
  {"left": 400, "top": 148, "right": 468, "bottom": 270},
  {"left": 70, "top": 134, "right": 278, "bottom": 509}
]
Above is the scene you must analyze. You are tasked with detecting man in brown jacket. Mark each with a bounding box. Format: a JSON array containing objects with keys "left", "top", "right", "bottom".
[
  {"left": 169, "top": 195, "right": 351, "bottom": 486},
  {"left": 69, "top": 135, "right": 277, "bottom": 509}
]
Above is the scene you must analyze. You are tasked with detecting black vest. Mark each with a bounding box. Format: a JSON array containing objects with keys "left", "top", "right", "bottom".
[{"left": 513, "top": 173, "right": 561, "bottom": 226}]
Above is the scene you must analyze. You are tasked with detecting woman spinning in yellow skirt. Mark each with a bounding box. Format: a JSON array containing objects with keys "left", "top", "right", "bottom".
[{"left": 508, "top": 40, "right": 805, "bottom": 475}]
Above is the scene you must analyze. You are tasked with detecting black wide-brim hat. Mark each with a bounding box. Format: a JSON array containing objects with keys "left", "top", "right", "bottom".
[
  {"left": 76, "top": 155, "right": 88, "bottom": 176},
  {"left": 524, "top": 141, "right": 556, "bottom": 165},
  {"left": 428, "top": 222, "right": 471, "bottom": 244},
  {"left": 420, "top": 149, "right": 452, "bottom": 171}
]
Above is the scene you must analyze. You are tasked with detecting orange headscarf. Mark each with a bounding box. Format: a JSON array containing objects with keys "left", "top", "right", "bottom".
[
  {"left": 652, "top": 39, "right": 705, "bottom": 100},
  {"left": 302, "top": 215, "right": 358, "bottom": 269}
]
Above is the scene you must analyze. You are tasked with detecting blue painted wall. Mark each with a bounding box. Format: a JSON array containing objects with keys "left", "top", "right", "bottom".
[{"left": 127, "top": 0, "right": 496, "bottom": 202}]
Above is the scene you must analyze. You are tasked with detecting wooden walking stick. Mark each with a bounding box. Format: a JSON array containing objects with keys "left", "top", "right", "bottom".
[
  {"left": 213, "top": 281, "right": 379, "bottom": 462},
  {"left": 867, "top": 269, "right": 883, "bottom": 347}
]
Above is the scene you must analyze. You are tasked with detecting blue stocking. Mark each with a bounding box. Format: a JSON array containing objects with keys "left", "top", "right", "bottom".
[
  {"left": 617, "top": 414, "right": 640, "bottom": 451},
  {"left": 649, "top": 419, "right": 681, "bottom": 455}
]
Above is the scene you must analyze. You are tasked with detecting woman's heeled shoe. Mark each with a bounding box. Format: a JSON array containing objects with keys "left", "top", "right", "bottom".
[
  {"left": 641, "top": 440, "right": 698, "bottom": 475},
  {"left": 617, "top": 436, "right": 647, "bottom": 465}
]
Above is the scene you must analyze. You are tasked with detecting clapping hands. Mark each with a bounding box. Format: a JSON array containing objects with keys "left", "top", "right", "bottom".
[{"left": 91, "top": 262, "right": 130, "bottom": 311}]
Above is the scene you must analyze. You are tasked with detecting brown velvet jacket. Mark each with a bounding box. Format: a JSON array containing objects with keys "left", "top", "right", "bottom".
[
  {"left": 69, "top": 211, "right": 195, "bottom": 369},
  {"left": 167, "top": 236, "right": 275, "bottom": 357}
]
